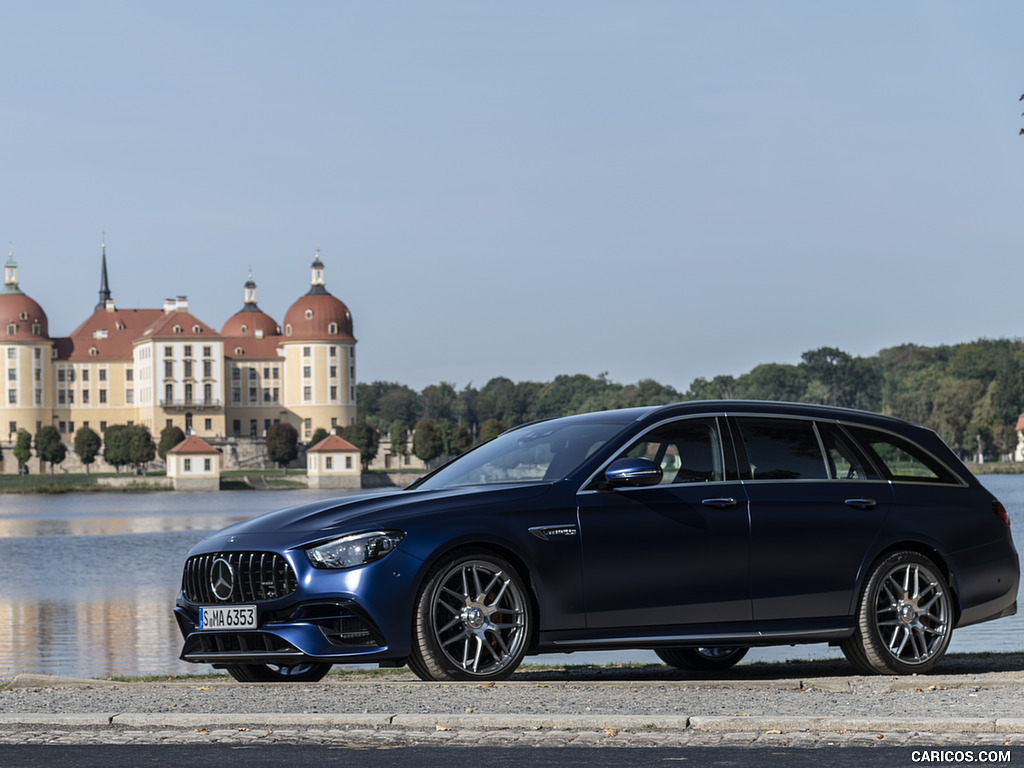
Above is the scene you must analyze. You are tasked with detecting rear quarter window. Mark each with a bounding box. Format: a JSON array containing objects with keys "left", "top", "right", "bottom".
[{"left": 845, "top": 426, "right": 960, "bottom": 484}]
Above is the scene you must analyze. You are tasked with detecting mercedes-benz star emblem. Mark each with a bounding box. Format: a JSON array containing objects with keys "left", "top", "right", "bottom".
[{"left": 210, "top": 557, "right": 235, "bottom": 601}]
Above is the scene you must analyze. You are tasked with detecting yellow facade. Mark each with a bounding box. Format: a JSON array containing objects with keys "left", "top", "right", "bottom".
[{"left": 0, "top": 249, "right": 356, "bottom": 468}]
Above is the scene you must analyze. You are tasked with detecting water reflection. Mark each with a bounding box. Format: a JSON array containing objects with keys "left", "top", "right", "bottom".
[{"left": 0, "top": 479, "right": 1022, "bottom": 679}]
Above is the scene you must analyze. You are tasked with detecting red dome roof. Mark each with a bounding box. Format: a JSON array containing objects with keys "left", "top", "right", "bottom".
[
  {"left": 0, "top": 292, "right": 49, "bottom": 340},
  {"left": 282, "top": 292, "right": 355, "bottom": 342},
  {"left": 221, "top": 308, "right": 280, "bottom": 338}
]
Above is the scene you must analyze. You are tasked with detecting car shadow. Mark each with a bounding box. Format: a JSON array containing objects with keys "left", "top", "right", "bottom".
[{"left": 507, "top": 651, "right": 1024, "bottom": 682}]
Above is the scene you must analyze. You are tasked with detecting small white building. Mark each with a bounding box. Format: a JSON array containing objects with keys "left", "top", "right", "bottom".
[
  {"left": 307, "top": 434, "right": 361, "bottom": 489},
  {"left": 167, "top": 435, "right": 223, "bottom": 491}
]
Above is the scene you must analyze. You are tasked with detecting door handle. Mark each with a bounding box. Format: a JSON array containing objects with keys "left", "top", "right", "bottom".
[
  {"left": 845, "top": 498, "right": 877, "bottom": 510},
  {"left": 702, "top": 497, "right": 737, "bottom": 509}
]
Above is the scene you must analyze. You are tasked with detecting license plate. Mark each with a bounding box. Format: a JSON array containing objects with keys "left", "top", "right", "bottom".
[{"left": 199, "top": 605, "right": 257, "bottom": 630}]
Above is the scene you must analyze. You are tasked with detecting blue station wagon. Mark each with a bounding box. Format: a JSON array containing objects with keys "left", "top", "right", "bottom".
[{"left": 174, "top": 401, "right": 1019, "bottom": 681}]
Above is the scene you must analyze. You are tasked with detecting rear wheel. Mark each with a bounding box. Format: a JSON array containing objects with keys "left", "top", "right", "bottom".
[
  {"left": 408, "top": 550, "right": 532, "bottom": 681},
  {"left": 224, "top": 662, "right": 332, "bottom": 682},
  {"left": 841, "top": 550, "right": 952, "bottom": 675},
  {"left": 656, "top": 646, "right": 748, "bottom": 671}
]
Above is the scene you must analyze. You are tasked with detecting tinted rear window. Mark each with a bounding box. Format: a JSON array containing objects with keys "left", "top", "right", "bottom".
[
  {"left": 844, "top": 426, "right": 960, "bottom": 484},
  {"left": 735, "top": 418, "right": 828, "bottom": 480}
]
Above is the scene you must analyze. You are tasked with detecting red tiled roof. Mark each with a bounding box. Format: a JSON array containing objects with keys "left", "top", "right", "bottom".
[
  {"left": 140, "top": 310, "right": 221, "bottom": 340},
  {"left": 59, "top": 308, "right": 164, "bottom": 361},
  {"left": 224, "top": 336, "right": 284, "bottom": 360},
  {"left": 308, "top": 435, "right": 360, "bottom": 453},
  {"left": 168, "top": 435, "right": 222, "bottom": 455}
]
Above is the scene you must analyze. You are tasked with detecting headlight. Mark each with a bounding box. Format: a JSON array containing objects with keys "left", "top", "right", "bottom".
[{"left": 306, "top": 530, "right": 405, "bottom": 569}]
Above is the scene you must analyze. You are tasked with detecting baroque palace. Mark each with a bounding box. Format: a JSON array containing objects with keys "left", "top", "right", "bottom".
[{"left": 0, "top": 245, "right": 357, "bottom": 472}]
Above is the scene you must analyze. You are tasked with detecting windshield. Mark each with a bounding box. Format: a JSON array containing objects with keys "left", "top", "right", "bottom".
[{"left": 412, "top": 417, "right": 632, "bottom": 490}]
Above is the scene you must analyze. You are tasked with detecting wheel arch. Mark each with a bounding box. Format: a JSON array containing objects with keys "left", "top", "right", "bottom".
[
  {"left": 410, "top": 540, "right": 542, "bottom": 653},
  {"left": 857, "top": 540, "right": 962, "bottom": 624}
]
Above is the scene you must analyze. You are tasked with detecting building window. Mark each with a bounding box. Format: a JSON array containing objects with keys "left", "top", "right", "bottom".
[
  {"left": 82, "top": 390, "right": 90, "bottom": 404},
  {"left": 99, "top": 389, "right": 107, "bottom": 404},
  {"left": 240, "top": 324, "right": 247, "bottom": 335},
  {"left": 250, "top": 419, "right": 257, "bottom": 437},
  {"left": 345, "top": 456, "right": 353, "bottom": 470},
  {"left": 272, "top": 367, "right": 279, "bottom": 378},
  {"left": 34, "top": 369, "right": 40, "bottom": 381},
  {"left": 325, "top": 456, "right": 333, "bottom": 470},
  {"left": 164, "top": 360, "right": 174, "bottom": 378},
  {"left": 192, "top": 325, "right": 201, "bottom": 334},
  {"left": 34, "top": 389, "right": 40, "bottom": 404},
  {"left": 329, "top": 366, "right": 337, "bottom": 378},
  {"left": 232, "top": 367, "right": 240, "bottom": 381},
  {"left": 6, "top": 349, "right": 14, "bottom": 359},
  {"left": 204, "top": 418, "right": 212, "bottom": 431},
  {"left": 303, "top": 386, "right": 311, "bottom": 401},
  {"left": 303, "top": 366, "right": 311, "bottom": 378},
  {"left": 7, "top": 323, "right": 15, "bottom": 335},
  {"left": 31, "top": 323, "right": 40, "bottom": 336},
  {"left": 184, "top": 345, "right": 192, "bottom": 357},
  {"left": 82, "top": 369, "right": 89, "bottom": 382},
  {"left": 330, "top": 386, "right": 337, "bottom": 400},
  {"left": 7, "top": 390, "right": 15, "bottom": 404},
  {"left": 6, "top": 368, "right": 14, "bottom": 381},
  {"left": 304, "top": 418, "right": 311, "bottom": 438},
  {"left": 126, "top": 389, "right": 134, "bottom": 404},
  {"left": 263, "top": 367, "right": 270, "bottom": 378},
  {"left": 329, "top": 346, "right": 336, "bottom": 356},
  {"left": 272, "top": 387, "right": 279, "bottom": 401},
  {"left": 303, "top": 347, "right": 311, "bottom": 358},
  {"left": 67, "top": 390, "right": 74, "bottom": 404},
  {"left": 99, "top": 369, "right": 106, "bottom": 381},
  {"left": 165, "top": 346, "right": 173, "bottom": 357},
  {"left": 58, "top": 390, "right": 66, "bottom": 405},
  {"left": 58, "top": 421, "right": 66, "bottom": 433},
  {"left": 126, "top": 369, "right": 133, "bottom": 381},
  {"left": 184, "top": 458, "right": 192, "bottom": 472},
  {"left": 204, "top": 383, "right": 212, "bottom": 401},
  {"left": 285, "top": 324, "right": 292, "bottom": 336},
  {"left": 204, "top": 458, "right": 211, "bottom": 472},
  {"left": 58, "top": 369, "right": 65, "bottom": 382},
  {"left": 203, "top": 360, "right": 212, "bottom": 377},
  {"left": 232, "top": 387, "right": 241, "bottom": 403},
  {"left": 173, "top": 325, "right": 182, "bottom": 334},
  {"left": 249, "top": 387, "right": 257, "bottom": 402},
  {"left": 184, "top": 360, "right": 192, "bottom": 377},
  {"left": 263, "top": 388, "right": 270, "bottom": 401},
  {"left": 100, "top": 421, "right": 107, "bottom": 432},
  {"left": 305, "top": 309, "right": 313, "bottom": 320},
  {"left": 184, "top": 383, "right": 193, "bottom": 402},
  {"left": 232, "top": 419, "right": 240, "bottom": 435},
  {"left": 8, "top": 421, "right": 15, "bottom": 435},
  {"left": 165, "top": 384, "right": 173, "bottom": 402},
  {"left": 166, "top": 419, "right": 173, "bottom": 429}
]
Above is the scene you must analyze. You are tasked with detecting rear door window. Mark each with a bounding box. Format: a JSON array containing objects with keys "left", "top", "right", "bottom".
[
  {"left": 844, "top": 426, "right": 960, "bottom": 484},
  {"left": 734, "top": 418, "right": 828, "bottom": 480}
]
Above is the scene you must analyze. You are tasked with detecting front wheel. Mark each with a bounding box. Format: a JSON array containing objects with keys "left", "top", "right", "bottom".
[
  {"left": 408, "top": 550, "right": 532, "bottom": 681},
  {"left": 841, "top": 550, "right": 953, "bottom": 675},
  {"left": 225, "top": 662, "right": 332, "bottom": 682},
  {"left": 656, "top": 646, "right": 748, "bottom": 671}
]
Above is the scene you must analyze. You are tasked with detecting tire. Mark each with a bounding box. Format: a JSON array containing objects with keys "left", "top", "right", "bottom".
[
  {"left": 841, "top": 550, "right": 953, "bottom": 675},
  {"left": 655, "top": 646, "right": 748, "bottom": 671},
  {"left": 408, "top": 549, "right": 532, "bottom": 682},
  {"left": 224, "top": 662, "right": 332, "bottom": 682}
]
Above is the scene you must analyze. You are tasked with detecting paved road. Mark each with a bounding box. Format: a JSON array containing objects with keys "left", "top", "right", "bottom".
[{"left": 2, "top": 656, "right": 1024, "bottom": 750}]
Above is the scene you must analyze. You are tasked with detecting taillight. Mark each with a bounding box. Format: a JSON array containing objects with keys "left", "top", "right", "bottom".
[{"left": 993, "top": 500, "right": 1011, "bottom": 526}]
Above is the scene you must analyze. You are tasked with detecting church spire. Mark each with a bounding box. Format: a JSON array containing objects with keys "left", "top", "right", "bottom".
[
  {"left": 306, "top": 245, "right": 329, "bottom": 295},
  {"left": 96, "top": 237, "right": 112, "bottom": 310}
]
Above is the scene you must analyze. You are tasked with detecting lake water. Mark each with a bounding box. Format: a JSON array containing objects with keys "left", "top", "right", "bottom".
[{"left": 1, "top": 476, "right": 1022, "bottom": 679}]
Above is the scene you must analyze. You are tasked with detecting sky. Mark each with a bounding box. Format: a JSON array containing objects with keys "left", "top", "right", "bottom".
[{"left": 3, "top": 1, "right": 1022, "bottom": 393}]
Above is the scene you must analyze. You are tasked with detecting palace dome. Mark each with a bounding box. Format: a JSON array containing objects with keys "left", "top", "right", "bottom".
[
  {"left": 220, "top": 271, "right": 281, "bottom": 338},
  {"left": 1, "top": 254, "right": 50, "bottom": 340},
  {"left": 281, "top": 251, "right": 355, "bottom": 342}
]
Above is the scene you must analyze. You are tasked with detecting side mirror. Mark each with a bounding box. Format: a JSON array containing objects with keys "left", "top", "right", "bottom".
[{"left": 604, "top": 457, "right": 663, "bottom": 488}]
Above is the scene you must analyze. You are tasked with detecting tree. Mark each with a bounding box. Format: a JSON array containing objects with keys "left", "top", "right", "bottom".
[
  {"left": 309, "top": 427, "right": 330, "bottom": 447},
  {"left": 342, "top": 422, "right": 380, "bottom": 471},
  {"left": 14, "top": 428, "right": 32, "bottom": 470},
  {"left": 128, "top": 425, "right": 156, "bottom": 473},
  {"left": 413, "top": 419, "right": 443, "bottom": 464},
  {"left": 35, "top": 425, "right": 67, "bottom": 474},
  {"left": 478, "top": 419, "right": 507, "bottom": 443},
  {"left": 157, "top": 426, "right": 186, "bottom": 461},
  {"left": 103, "top": 425, "right": 132, "bottom": 473},
  {"left": 436, "top": 420, "right": 471, "bottom": 457},
  {"left": 389, "top": 420, "right": 409, "bottom": 456},
  {"left": 266, "top": 422, "right": 299, "bottom": 469},
  {"left": 73, "top": 426, "right": 102, "bottom": 474}
]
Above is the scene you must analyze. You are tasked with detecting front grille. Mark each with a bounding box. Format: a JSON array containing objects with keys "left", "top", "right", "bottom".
[
  {"left": 182, "top": 551, "right": 298, "bottom": 604},
  {"left": 181, "top": 632, "right": 305, "bottom": 663}
]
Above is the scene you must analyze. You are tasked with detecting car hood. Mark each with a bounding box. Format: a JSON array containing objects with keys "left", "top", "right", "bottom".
[{"left": 198, "top": 483, "right": 555, "bottom": 544}]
